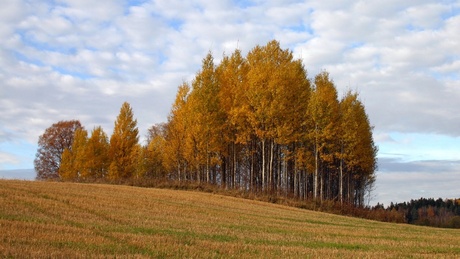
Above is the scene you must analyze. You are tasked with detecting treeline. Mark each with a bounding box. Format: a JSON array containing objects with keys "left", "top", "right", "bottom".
[
  {"left": 35, "top": 40, "right": 377, "bottom": 207},
  {"left": 371, "top": 198, "right": 460, "bottom": 228}
]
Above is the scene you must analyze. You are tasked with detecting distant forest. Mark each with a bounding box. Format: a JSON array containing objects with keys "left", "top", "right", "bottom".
[{"left": 374, "top": 198, "right": 460, "bottom": 228}]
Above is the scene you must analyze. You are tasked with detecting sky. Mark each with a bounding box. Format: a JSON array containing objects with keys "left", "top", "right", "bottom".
[{"left": 1, "top": 0, "right": 459, "bottom": 206}]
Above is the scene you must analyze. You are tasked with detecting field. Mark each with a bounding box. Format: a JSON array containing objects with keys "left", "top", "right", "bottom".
[{"left": 1, "top": 180, "right": 459, "bottom": 258}]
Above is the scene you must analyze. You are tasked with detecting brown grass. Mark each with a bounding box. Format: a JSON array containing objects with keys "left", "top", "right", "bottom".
[{"left": 1, "top": 180, "right": 459, "bottom": 258}]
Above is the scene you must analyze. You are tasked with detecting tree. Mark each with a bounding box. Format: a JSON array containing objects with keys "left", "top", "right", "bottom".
[
  {"left": 59, "top": 149, "right": 74, "bottom": 181},
  {"left": 82, "top": 126, "right": 109, "bottom": 180},
  {"left": 34, "top": 120, "right": 82, "bottom": 180},
  {"left": 340, "top": 91, "right": 360, "bottom": 204},
  {"left": 187, "top": 52, "right": 224, "bottom": 183},
  {"left": 245, "top": 42, "right": 278, "bottom": 191},
  {"left": 216, "top": 49, "right": 250, "bottom": 188},
  {"left": 142, "top": 123, "right": 166, "bottom": 178},
  {"left": 307, "top": 71, "right": 340, "bottom": 201},
  {"left": 340, "top": 91, "right": 377, "bottom": 206},
  {"left": 163, "top": 82, "right": 191, "bottom": 181},
  {"left": 108, "top": 102, "right": 140, "bottom": 180},
  {"left": 58, "top": 128, "right": 88, "bottom": 181}
]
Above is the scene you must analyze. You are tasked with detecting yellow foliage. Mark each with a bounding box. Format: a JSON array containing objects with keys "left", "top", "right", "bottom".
[{"left": 108, "top": 102, "right": 140, "bottom": 180}]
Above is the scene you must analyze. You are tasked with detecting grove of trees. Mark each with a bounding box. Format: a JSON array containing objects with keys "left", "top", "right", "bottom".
[{"left": 35, "top": 40, "right": 377, "bottom": 207}]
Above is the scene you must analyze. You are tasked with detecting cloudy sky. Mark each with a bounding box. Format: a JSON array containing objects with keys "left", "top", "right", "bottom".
[{"left": 1, "top": 0, "right": 459, "bottom": 206}]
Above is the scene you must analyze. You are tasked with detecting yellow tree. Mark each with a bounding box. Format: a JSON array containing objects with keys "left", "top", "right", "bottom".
[
  {"left": 187, "top": 52, "right": 224, "bottom": 183},
  {"left": 58, "top": 128, "right": 88, "bottom": 181},
  {"left": 163, "top": 82, "right": 190, "bottom": 181},
  {"left": 216, "top": 49, "right": 250, "bottom": 188},
  {"left": 59, "top": 148, "right": 74, "bottom": 181},
  {"left": 143, "top": 123, "right": 166, "bottom": 178},
  {"left": 246, "top": 41, "right": 280, "bottom": 191},
  {"left": 131, "top": 144, "right": 144, "bottom": 179},
  {"left": 81, "top": 126, "right": 109, "bottom": 180},
  {"left": 108, "top": 102, "right": 140, "bottom": 180},
  {"left": 246, "top": 40, "right": 311, "bottom": 192},
  {"left": 307, "top": 71, "right": 340, "bottom": 201},
  {"left": 340, "top": 91, "right": 377, "bottom": 206},
  {"left": 269, "top": 55, "right": 311, "bottom": 197}
]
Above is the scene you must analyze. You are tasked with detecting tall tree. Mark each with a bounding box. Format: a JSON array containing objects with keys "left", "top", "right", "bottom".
[
  {"left": 339, "top": 91, "right": 377, "bottom": 206},
  {"left": 81, "top": 126, "right": 109, "bottom": 180},
  {"left": 58, "top": 128, "right": 88, "bottom": 181},
  {"left": 108, "top": 102, "right": 140, "bottom": 180},
  {"left": 307, "top": 71, "right": 340, "bottom": 201},
  {"left": 163, "top": 82, "right": 190, "bottom": 181},
  {"left": 143, "top": 123, "right": 166, "bottom": 178},
  {"left": 246, "top": 40, "right": 311, "bottom": 192},
  {"left": 246, "top": 42, "right": 276, "bottom": 191},
  {"left": 187, "top": 52, "right": 224, "bottom": 183},
  {"left": 59, "top": 148, "right": 74, "bottom": 181},
  {"left": 34, "top": 120, "right": 82, "bottom": 180},
  {"left": 216, "top": 49, "right": 250, "bottom": 188}
]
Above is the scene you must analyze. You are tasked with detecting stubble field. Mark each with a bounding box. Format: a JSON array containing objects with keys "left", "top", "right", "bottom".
[{"left": 1, "top": 180, "right": 459, "bottom": 258}]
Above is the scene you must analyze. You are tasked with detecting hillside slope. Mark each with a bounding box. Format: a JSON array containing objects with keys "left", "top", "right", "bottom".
[{"left": 1, "top": 180, "right": 459, "bottom": 258}]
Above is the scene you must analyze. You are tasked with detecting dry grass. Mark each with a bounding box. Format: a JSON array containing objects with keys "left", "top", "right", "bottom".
[{"left": 1, "top": 180, "right": 459, "bottom": 258}]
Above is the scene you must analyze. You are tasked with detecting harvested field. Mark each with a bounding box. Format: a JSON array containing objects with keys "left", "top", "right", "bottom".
[{"left": 1, "top": 180, "right": 459, "bottom": 258}]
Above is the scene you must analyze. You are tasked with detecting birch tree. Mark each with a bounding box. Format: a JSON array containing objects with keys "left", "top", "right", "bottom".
[
  {"left": 163, "top": 83, "right": 190, "bottom": 181},
  {"left": 307, "top": 71, "right": 340, "bottom": 201}
]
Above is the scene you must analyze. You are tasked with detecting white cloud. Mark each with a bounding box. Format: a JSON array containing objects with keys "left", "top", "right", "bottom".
[
  {"left": 405, "top": 3, "right": 451, "bottom": 29},
  {"left": 54, "top": 0, "right": 123, "bottom": 23}
]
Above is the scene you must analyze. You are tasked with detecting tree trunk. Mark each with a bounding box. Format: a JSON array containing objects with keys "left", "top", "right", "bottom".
[
  {"left": 284, "top": 149, "right": 288, "bottom": 196},
  {"left": 250, "top": 139, "right": 254, "bottom": 191},
  {"left": 206, "top": 142, "right": 210, "bottom": 183},
  {"left": 314, "top": 144, "right": 318, "bottom": 200},
  {"left": 339, "top": 144, "right": 343, "bottom": 205},
  {"left": 320, "top": 166, "right": 323, "bottom": 202},
  {"left": 233, "top": 142, "right": 237, "bottom": 189},
  {"left": 222, "top": 152, "right": 227, "bottom": 189},
  {"left": 261, "top": 138, "right": 266, "bottom": 191},
  {"left": 269, "top": 139, "right": 274, "bottom": 192}
]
